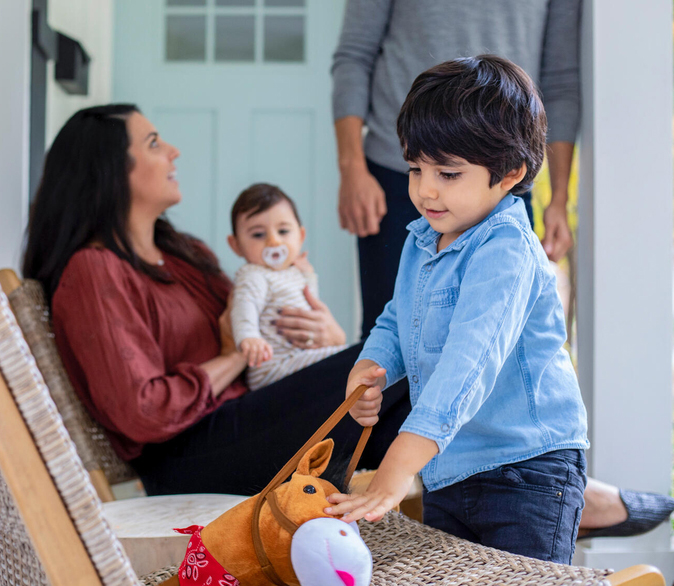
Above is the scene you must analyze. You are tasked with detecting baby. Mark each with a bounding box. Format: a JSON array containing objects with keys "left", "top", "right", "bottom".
[{"left": 227, "top": 183, "right": 347, "bottom": 390}]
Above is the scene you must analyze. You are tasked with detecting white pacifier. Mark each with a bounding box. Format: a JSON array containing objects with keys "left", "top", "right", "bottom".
[{"left": 262, "top": 244, "right": 289, "bottom": 268}]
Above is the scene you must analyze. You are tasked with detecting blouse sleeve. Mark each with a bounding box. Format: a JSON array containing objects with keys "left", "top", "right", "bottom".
[{"left": 52, "top": 250, "right": 219, "bottom": 445}]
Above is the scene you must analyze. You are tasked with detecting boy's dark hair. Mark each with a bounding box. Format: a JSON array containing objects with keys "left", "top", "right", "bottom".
[
  {"left": 231, "top": 183, "right": 302, "bottom": 235},
  {"left": 397, "top": 54, "right": 547, "bottom": 194}
]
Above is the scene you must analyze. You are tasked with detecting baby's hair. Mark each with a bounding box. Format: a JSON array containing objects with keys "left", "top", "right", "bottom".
[
  {"left": 231, "top": 183, "right": 302, "bottom": 235},
  {"left": 397, "top": 54, "right": 547, "bottom": 194}
]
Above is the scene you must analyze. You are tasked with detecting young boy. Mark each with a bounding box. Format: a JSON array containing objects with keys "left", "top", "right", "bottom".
[
  {"left": 227, "top": 183, "right": 346, "bottom": 390},
  {"left": 325, "top": 55, "right": 589, "bottom": 564}
]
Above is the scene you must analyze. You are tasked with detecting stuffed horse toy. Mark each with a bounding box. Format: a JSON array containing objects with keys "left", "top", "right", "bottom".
[{"left": 160, "top": 387, "right": 374, "bottom": 586}]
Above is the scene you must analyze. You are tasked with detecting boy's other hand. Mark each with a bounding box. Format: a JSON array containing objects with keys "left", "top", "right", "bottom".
[
  {"left": 325, "top": 432, "right": 438, "bottom": 523},
  {"left": 292, "top": 251, "right": 314, "bottom": 274},
  {"left": 346, "top": 361, "right": 386, "bottom": 426},
  {"left": 240, "top": 337, "right": 273, "bottom": 367},
  {"left": 338, "top": 163, "right": 387, "bottom": 237},
  {"left": 325, "top": 465, "right": 414, "bottom": 524}
]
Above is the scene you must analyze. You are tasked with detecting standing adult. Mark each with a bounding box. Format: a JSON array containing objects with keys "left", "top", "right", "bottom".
[{"left": 332, "top": 0, "right": 579, "bottom": 339}]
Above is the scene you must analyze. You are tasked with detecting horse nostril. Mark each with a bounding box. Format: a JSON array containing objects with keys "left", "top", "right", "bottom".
[
  {"left": 336, "top": 570, "right": 355, "bottom": 586},
  {"left": 303, "top": 485, "right": 316, "bottom": 494}
]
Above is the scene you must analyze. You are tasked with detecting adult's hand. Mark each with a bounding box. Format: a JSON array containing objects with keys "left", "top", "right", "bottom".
[
  {"left": 338, "top": 163, "right": 387, "bottom": 237},
  {"left": 276, "top": 286, "right": 347, "bottom": 349},
  {"left": 541, "top": 197, "right": 573, "bottom": 262}
]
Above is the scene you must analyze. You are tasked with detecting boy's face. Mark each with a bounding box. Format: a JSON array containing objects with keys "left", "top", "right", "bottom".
[
  {"left": 227, "top": 200, "right": 306, "bottom": 270},
  {"left": 406, "top": 156, "right": 522, "bottom": 248}
]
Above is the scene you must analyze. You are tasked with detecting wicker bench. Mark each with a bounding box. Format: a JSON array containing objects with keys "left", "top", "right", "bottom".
[{"left": 0, "top": 274, "right": 665, "bottom": 586}]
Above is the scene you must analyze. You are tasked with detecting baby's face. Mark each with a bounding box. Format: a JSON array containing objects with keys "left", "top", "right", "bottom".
[{"left": 229, "top": 200, "right": 305, "bottom": 270}]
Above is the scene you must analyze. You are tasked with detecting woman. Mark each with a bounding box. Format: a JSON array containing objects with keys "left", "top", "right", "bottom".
[
  {"left": 23, "top": 105, "right": 672, "bottom": 537},
  {"left": 23, "top": 104, "right": 410, "bottom": 496}
]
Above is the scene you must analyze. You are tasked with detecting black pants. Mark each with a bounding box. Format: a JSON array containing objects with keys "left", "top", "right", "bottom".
[
  {"left": 358, "top": 159, "right": 534, "bottom": 339},
  {"left": 132, "top": 343, "right": 411, "bottom": 496}
]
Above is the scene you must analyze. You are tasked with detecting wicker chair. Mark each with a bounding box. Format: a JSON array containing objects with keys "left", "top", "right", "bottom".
[{"left": 0, "top": 275, "right": 665, "bottom": 586}]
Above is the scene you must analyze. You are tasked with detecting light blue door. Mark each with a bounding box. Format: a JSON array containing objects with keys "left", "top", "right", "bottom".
[{"left": 113, "top": 0, "right": 358, "bottom": 340}]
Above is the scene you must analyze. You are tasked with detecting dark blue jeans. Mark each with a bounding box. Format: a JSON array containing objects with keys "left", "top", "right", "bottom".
[
  {"left": 423, "top": 449, "right": 587, "bottom": 564},
  {"left": 359, "top": 159, "right": 534, "bottom": 339}
]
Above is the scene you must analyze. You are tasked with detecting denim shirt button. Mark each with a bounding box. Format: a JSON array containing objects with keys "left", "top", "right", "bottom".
[
  {"left": 441, "top": 423, "right": 451, "bottom": 433},
  {"left": 426, "top": 265, "right": 433, "bottom": 272},
  {"left": 413, "top": 318, "right": 419, "bottom": 327},
  {"left": 412, "top": 375, "right": 418, "bottom": 383}
]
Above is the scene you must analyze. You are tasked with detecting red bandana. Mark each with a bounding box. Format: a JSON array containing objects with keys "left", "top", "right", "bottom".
[{"left": 174, "top": 525, "right": 240, "bottom": 586}]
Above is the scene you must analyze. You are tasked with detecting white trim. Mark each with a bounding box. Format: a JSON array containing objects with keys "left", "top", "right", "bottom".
[{"left": 575, "top": 0, "right": 674, "bottom": 579}]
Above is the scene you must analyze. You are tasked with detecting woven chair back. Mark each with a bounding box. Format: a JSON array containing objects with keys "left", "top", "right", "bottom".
[
  {"left": 7, "top": 279, "right": 137, "bottom": 485},
  {"left": 0, "top": 287, "right": 140, "bottom": 585}
]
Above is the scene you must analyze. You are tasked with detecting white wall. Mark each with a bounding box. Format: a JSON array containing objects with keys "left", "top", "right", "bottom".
[
  {"left": 46, "top": 0, "right": 114, "bottom": 146},
  {"left": 0, "top": 0, "right": 31, "bottom": 271},
  {"left": 575, "top": 0, "right": 674, "bottom": 580}
]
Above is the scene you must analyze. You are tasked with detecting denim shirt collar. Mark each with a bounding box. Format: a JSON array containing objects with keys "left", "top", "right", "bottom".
[{"left": 407, "top": 194, "right": 519, "bottom": 257}]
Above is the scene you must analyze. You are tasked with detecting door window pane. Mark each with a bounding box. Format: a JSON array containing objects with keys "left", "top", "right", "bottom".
[
  {"left": 215, "top": 16, "right": 255, "bottom": 61},
  {"left": 166, "top": 16, "right": 206, "bottom": 61},
  {"left": 216, "top": 0, "right": 255, "bottom": 5},
  {"left": 167, "top": 0, "right": 206, "bottom": 5},
  {"left": 264, "top": 0, "right": 305, "bottom": 6},
  {"left": 264, "top": 15, "right": 304, "bottom": 62}
]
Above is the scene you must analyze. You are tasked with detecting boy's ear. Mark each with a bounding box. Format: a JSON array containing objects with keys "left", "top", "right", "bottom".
[
  {"left": 227, "top": 234, "right": 243, "bottom": 257},
  {"left": 299, "top": 226, "right": 306, "bottom": 246},
  {"left": 499, "top": 163, "right": 527, "bottom": 193}
]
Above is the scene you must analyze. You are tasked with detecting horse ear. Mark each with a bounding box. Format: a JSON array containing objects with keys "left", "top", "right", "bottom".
[{"left": 297, "top": 439, "right": 334, "bottom": 477}]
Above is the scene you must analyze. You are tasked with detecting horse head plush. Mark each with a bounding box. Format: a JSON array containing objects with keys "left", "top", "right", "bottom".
[{"left": 161, "top": 387, "right": 374, "bottom": 586}]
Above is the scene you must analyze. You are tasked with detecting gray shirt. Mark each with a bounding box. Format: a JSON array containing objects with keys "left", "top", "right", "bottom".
[{"left": 332, "top": 0, "right": 581, "bottom": 174}]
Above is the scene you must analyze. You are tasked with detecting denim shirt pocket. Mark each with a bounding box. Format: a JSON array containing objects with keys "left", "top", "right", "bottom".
[{"left": 422, "top": 286, "right": 459, "bottom": 353}]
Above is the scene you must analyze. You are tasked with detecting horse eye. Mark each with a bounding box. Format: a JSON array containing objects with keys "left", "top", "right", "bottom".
[
  {"left": 340, "top": 530, "right": 347, "bottom": 536},
  {"left": 303, "top": 485, "right": 316, "bottom": 494}
]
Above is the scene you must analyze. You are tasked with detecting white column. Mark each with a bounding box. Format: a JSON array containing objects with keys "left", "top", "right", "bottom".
[
  {"left": 575, "top": 0, "right": 674, "bottom": 580},
  {"left": 0, "top": 0, "right": 31, "bottom": 271}
]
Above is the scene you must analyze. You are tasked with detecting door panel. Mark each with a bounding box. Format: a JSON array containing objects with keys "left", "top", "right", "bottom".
[{"left": 113, "top": 0, "right": 357, "bottom": 339}]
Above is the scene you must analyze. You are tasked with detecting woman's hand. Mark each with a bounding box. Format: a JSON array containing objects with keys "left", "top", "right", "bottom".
[{"left": 275, "top": 286, "right": 346, "bottom": 349}]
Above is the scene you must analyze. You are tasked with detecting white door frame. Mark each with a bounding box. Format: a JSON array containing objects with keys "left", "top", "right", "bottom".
[
  {"left": 575, "top": 0, "right": 674, "bottom": 580},
  {"left": 0, "top": 0, "right": 31, "bottom": 271}
]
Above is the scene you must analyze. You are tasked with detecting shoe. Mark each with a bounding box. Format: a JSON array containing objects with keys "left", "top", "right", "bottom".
[{"left": 578, "top": 489, "right": 674, "bottom": 539}]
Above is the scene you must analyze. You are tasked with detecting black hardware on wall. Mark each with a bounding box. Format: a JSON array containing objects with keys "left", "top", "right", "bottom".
[
  {"left": 29, "top": 0, "right": 90, "bottom": 201},
  {"left": 55, "top": 33, "right": 90, "bottom": 96}
]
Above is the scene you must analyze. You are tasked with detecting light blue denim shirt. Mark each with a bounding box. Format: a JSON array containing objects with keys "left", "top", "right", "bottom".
[{"left": 359, "top": 194, "right": 589, "bottom": 491}]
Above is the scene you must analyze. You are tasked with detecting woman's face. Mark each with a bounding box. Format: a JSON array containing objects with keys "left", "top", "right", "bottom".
[{"left": 126, "top": 112, "right": 181, "bottom": 217}]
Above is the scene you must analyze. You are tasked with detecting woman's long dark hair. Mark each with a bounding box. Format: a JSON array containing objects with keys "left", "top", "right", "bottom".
[{"left": 23, "top": 104, "right": 220, "bottom": 303}]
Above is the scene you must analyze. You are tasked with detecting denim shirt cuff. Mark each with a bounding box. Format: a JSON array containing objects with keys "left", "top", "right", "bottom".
[
  {"left": 399, "top": 406, "right": 458, "bottom": 453},
  {"left": 357, "top": 347, "right": 405, "bottom": 389}
]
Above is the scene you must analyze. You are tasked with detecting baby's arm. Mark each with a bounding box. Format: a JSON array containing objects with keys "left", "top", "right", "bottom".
[{"left": 231, "top": 267, "right": 273, "bottom": 367}]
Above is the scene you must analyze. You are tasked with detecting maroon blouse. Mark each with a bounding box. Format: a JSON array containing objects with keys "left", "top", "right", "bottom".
[{"left": 52, "top": 247, "right": 247, "bottom": 461}]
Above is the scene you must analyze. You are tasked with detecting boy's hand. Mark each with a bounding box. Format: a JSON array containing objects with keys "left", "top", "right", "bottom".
[
  {"left": 240, "top": 337, "right": 273, "bottom": 367},
  {"left": 292, "top": 251, "right": 314, "bottom": 274},
  {"left": 325, "top": 433, "right": 438, "bottom": 523},
  {"left": 325, "top": 466, "right": 415, "bottom": 523},
  {"left": 346, "top": 360, "right": 387, "bottom": 427}
]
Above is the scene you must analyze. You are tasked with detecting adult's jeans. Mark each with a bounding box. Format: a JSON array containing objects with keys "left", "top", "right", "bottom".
[{"left": 359, "top": 159, "right": 534, "bottom": 339}]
